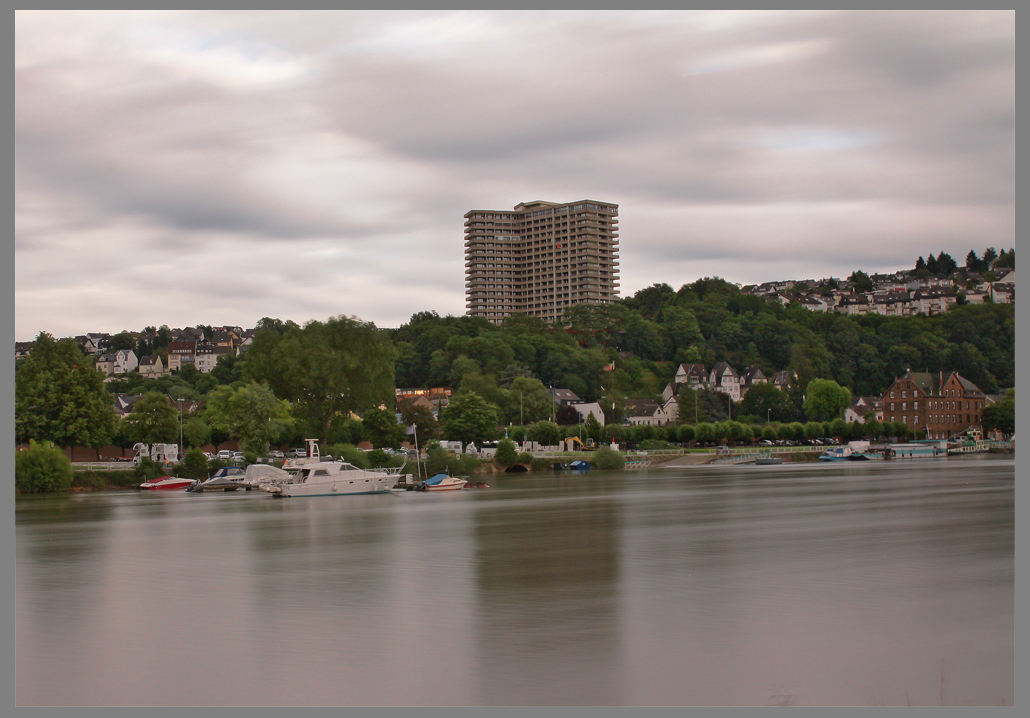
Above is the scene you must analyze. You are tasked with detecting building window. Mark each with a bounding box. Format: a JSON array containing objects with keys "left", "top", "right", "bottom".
[{"left": 914, "top": 402, "right": 918, "bottom": 410}]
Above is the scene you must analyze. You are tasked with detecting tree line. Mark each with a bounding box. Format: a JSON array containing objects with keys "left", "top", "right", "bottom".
[{"left": 15, "top": 275, "right": 1015, "bottom": 462}]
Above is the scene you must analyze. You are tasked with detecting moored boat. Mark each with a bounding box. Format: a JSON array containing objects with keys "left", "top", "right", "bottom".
[
  {"left": 257, "top": 439, "right": 401, "bottom": 497},
  {"left": 139, "top": 476, "right": 195, "bottom": 491},
  {"left": 416, "top": 473, "right": 468, "bottom": 491},
  {"left": 754, "top": 454, "right": 783, "bottom": 465}
]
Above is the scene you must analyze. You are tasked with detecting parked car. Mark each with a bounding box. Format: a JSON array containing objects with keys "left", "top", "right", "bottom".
[
  {"left": 758, "top": 439, "right": 773, "bottom": 446},
  {"left": 203, "top": 452, "right": 215, "bottom": 460},
  {"left": 232, "top": 452, "right": 245, "bottom": 463},
  {"left": 285, "top": 448, "right": 308, "bottom": 459},
  {"left": 268, "top": 450, "right": 284, "bottom": 459},
  {"left": 217, "top": 450, "right": 233, "bottom": 461}
]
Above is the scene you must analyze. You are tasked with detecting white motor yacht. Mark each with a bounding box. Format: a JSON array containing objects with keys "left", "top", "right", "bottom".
[{"left": 258, "top": 439, "right": 402, "bottom": 497}]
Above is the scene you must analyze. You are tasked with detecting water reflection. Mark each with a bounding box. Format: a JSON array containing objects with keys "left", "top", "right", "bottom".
[
  {"left": 472, "top": 473, "right": 621, "bottom": 704},
  {"left": 15, "top": 458, "right": 1013, "bottom": 706}
]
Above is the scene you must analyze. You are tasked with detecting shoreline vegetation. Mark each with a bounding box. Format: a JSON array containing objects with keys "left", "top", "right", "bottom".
[{"left": 16, "top": 276, "right": 1014, "bottom": 495}]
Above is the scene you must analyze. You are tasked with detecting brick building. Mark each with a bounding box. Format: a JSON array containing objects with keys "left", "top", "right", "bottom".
[{"left": 881, "top": 370, "right": 987, "bottom": 440}]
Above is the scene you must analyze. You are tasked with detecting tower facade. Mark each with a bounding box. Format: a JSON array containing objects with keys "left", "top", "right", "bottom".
[{"left": 464, "top": 199, "right": 620, "bottom": 324}]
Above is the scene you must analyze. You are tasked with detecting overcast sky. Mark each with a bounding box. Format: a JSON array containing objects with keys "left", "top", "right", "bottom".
[{"left": 15, "top": 10, "right": 1014, "bottom": 341}]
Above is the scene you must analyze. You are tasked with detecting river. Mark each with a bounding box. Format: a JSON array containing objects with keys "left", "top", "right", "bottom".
[{"left": 15, "top": 455, "right": 1013, "bottom": 706}]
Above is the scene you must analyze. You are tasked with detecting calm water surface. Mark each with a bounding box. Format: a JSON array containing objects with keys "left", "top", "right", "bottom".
[{"left": 16, "top": 456, "right": 1013, "bottom": 706}]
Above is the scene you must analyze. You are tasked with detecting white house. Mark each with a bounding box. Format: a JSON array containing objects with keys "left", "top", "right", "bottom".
[
  {"left": 113, "top": 349, "right": 138, "bottom": 374},
  {"left": 572, "top": 402, "right": 606, "bottom": 426},
  {"left": 709, "top": 362, "right": 743, "bottom": 402}
]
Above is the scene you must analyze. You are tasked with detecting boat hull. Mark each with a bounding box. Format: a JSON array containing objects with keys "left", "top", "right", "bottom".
[
  {"left": 424, "top": 481, "right": 467, "bottom": 491},
  {"left": 139, "top": 478, "right": 195, "bottom": 491}
]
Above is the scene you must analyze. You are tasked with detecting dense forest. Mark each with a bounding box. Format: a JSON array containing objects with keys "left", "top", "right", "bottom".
[{"left": 390, "top": 277, "right": 1014, "bottom": 403}]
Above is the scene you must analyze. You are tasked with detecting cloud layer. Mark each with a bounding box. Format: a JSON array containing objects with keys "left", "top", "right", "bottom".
[{"left": 16, "top": 10, "right": 1014, "bottom": 339}]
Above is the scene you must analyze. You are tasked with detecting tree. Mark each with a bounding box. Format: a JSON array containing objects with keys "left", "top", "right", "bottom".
[
  {"left": 122, "top": 392, "right": 179, "bottom": 445},
  {"left": 526, "top": 420, "right": 563, "bottom": 447},
  {"left": 109, "top": 331, "right": 135, "bottom": 352},
  {"left": 556, "top": 403, "right": 581, "bottom": 425},
  {"left": 583, "top": 412, "right": 602, "bottom": 441},
  {"left": 15, "top": 332, "right": 118, "bottom": 453},
  {"left": 693, "top": 422, "right": 715, "bottom": 445},
  {"left": 505, "top": 376, "right": 555, "bottom": 425},
  {"left": 676, "top": 386, "right": 704, "bottom": 425},
  {"left": 494, "top": 438, "right": 519, "bottom": 467},
  {"left": 849, "top": 270, "right": 874, "bottom": 293},
  {"left": 204, "top": 383, "right": 294, "bottom": 456},
  {"left": 739, "top": 382, "right": 795, "bottom": 424},
  {"left": 16, "top": 440, "right": 74, "bottom": 493},
  {"left": 400, "top": 403, "right": 440, "bottom": 445},
  {"left": 803, "top": 379, "right": 852, "bottom": 423},
  {"left": 177, "top": 448, "right": 210, "bottom": 481},
  {"left": 245, "top": 315, "right": 396, "bottom": 444},
  {"left": 182, "top": 417, "right": 212, "bottom": 449},
  {"left": 439, "top": 391, "right": 499, "bottom": 451},
  {"left": 362, "top": 406, "right": 404, "bottom": 449},
  {"left": 982, "top": 389, "right": 1014, "bottom": 436}
]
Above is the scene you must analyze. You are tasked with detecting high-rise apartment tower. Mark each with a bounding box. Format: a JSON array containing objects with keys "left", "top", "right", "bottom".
[{"left": 464, "top": 199, "right": 620, "bottom": 324}]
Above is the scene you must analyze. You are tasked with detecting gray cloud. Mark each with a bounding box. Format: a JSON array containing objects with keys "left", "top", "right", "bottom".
[{"left": 15, "top": 10, "right": 1013, "bottom": 339}]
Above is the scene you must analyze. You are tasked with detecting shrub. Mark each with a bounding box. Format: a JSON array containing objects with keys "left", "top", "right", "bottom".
[
  {"left": 638, "top": 439, "right": 677, "bottom": 451},
  {"left": 16, "top": 440, "right": 74, "bottom": 494},
  {"left": 516, "top": 452, "right": 534, "bottom": 465},
  {"left": 494, "top": 438, "right": 519, "bottom": 467},
  {"left": 327, "top": 443, "right": 370, "bottom": 469},
  {"left": 368, "top": 448, "right": 391, "bottom": 466},
  {"left": 71, "top": 471, "right": 107, "bottom": 490},
  {"left": 133, "top": 457, "right": 163, "bottom": 482},
  {"left": 591, "top": 445, "right": 625, "bottom": 470},
  {"left": 178, "top": 449, "right": 210, "bottom": 481}
]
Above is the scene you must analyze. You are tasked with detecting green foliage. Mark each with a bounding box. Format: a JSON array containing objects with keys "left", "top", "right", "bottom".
[
  {"left": 591, "top": 445, "right": 626, "bottom": 470},
  {"left": 362, "top": 407, "right": 404, "bottom": 449},
  {"left": 637, "top": 439, "right": 678, "bottom": 450},
  {"left": 677, "top": 424, "right": 695, "bottom": 443},
  {"left": 133, "top": 457, "right": 163, "bottom": 482},
  {"left": 326, "top": 444, "right": 370, "bottom": 469},
  {"left": 494, "top": 438, "right": 519, "bottom": 467},
  {"left": 693, "top": 422, "right": 716, "bottom": 444},
  {"left": 583, "top": 412, "right": 602, "bottom": 440},
  {"left": 829, "top": 418, "right": 848, "bottom": 437},
  {"left": 739, "top": 382, "right": 796, "bottom": 424},
  {"left": 16, "top": 440, "right": 74, "bottom": 493},
  {"left": 506, "top": 376, "right": 556, "bottom": 424},
  {"left": 399, "top": 403, "right": 440, "bottom": 445},
  {"left": 804, "top": 379, "right": 852, "bottom": 423},
  {"left": 182, "top": 417, "right": 211, "bottom": 449},
  {"left": 122, "top": 392, "right": 179, "bottom": 444},
  {"left": 367, "top": 448, "right": 391, "bottom": 466},
  {"left": 16, "top": 333, "right": 118, "bottom": 450},
  {"left": 203, "top": 382, "right": 293, "bottom": 456},
  {"left": 526, "top": 420, "right": 562, "bottom": 447},
  {"left": 516, "top": 451, "right": 534, "bottom": 465},
  {"left": 982, "top": 388, "right": 1014, "bottom": 435},
  {"left": 424, "top": 442, "right": 479, "bottom": 476},
  {"left": 439, "top": 391, "right": 499, "bottom": 451},
  {"left": 178, "top": 449, "right": 210, "bottom": 481},
  {"left": 245, "top": 315, "right": 396, "bottom": 444},
  {"left": 848, "top": 271, "right": 874, "bottom": 293}
]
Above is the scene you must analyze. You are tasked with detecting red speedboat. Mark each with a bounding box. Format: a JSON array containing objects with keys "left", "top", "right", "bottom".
[{"left": 139, "top": 476, "right": 195, "bottom": 491}]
